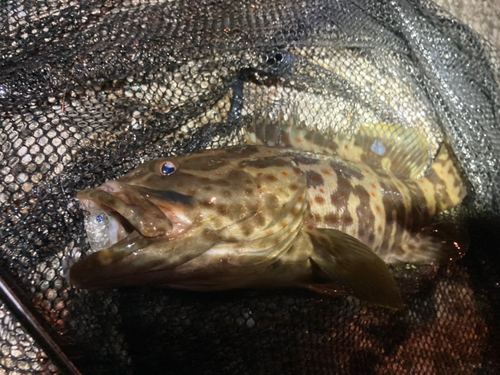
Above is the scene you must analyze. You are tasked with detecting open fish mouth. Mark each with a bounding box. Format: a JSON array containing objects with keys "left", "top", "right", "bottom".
[
  {"left": 76, "top": 180, "right": 190, "bottom": 254},
  {"left": 79, "top": 198, "right": 139, "bottom": 253}
]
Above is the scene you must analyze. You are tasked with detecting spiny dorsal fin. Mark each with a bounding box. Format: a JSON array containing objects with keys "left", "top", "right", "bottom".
[
  {"left": 244, "top": 112, "right": 340, "bottom": 155},
  {"left": 245, "top": 113, "right": 430, "bottom": 179}
]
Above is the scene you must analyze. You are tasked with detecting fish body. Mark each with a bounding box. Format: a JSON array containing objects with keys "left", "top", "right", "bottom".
[{"left": 70, "top": 115, "right": 467, "bottom": 309}]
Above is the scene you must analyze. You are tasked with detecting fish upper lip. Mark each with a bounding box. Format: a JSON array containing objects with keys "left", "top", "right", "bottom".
[{"left": 77, "top": 186, "right": 173, "bottom": 239}]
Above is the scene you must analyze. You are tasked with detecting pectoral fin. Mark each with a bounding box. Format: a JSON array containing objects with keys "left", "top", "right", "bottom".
[{"left": 306, "top": 228, "right": 404, "bottom": 310}]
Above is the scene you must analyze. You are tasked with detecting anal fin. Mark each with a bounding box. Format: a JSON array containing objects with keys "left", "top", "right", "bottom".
[{"left": 306, "top": 228, "right": 404, "bottom": 310}]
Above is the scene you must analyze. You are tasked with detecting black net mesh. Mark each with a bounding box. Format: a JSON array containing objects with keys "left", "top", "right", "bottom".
[{"left": 1, "top": 0, "right": 500, "bottom": 374}]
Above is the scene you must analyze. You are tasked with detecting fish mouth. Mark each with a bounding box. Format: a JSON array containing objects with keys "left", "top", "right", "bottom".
[
  {"left": 75, "top": 181, "right": 196, "bottom": 253},
  {"left": 77, "top": 188, "right": 172, "bottom": 252},
  {"left": 70, "top": 183, "right": 197, "bottom": 289}
]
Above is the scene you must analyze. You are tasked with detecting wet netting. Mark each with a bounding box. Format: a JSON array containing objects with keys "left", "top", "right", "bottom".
[{"left": 1, "top": 0, "right": 500, "bottom": 374}]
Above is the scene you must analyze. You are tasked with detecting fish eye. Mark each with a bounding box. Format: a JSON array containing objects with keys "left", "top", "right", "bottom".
[{"left": 160, "top": 161, "right": 176, "bottom": 176}]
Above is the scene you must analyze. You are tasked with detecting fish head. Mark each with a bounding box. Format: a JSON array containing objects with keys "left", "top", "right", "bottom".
[{"left": 70, "top": 146, "right": 308, "bottom": 289}]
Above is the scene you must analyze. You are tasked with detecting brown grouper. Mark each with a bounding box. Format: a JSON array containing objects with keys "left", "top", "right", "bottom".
[{"left": 70, "top": 115, "right": 467, "bottom": 309}]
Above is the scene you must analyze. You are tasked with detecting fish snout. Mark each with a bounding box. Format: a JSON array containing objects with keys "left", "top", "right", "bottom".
[{"left": 99, "top": 180, "right": 123, "bottom": 193}]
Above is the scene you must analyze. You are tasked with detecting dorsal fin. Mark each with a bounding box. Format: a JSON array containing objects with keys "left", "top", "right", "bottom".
[
  {"left": 343, "top": 123, "right": 431, "bottom": 179},
  {"left": 244, "top": 113, "right": 430, "bottom": 179},
  {"left": 244, "top": 112, "right": 341, "bottom": 155}
]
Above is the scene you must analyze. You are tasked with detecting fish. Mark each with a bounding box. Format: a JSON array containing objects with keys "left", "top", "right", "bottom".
[{"left": 69, "top": 114, "right": 467, "bottom": 309}]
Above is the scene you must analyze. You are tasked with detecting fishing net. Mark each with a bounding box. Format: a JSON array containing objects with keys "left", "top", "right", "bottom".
[{"left": 1, "top": 0, "right": 500, "bottom": 373}]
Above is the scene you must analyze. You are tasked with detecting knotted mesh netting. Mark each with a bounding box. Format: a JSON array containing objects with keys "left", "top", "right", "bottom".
[{"left": 1, "top": 0, "right": 500, "bottom": 374}]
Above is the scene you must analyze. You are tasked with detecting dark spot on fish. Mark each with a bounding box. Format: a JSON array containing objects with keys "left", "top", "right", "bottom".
[
  {"left": 266, "top": 195, "right": 280, "bottom": 211},
  {"left": 200, "top": 177, "right": 210, "bottom": 182},
  {"left": 359, "top": 228, "right": 365, "bottom": 237},
  {"left": 379, "top": 180, "right": 406, "bottom": 255},
  {"left": 215, "top": 179, "right": 230, "bottom": 187},
  {"left": 393, "top": 247, "right": 405, "bottom": 256},
  {"left": 239, "top": 221, "right": 254, "bottom": 236},
  {"left": 290, "top": 184, "right": 298, "bottom": 191},
  {"left": 329, "top": 160, "right": 364, "bottom": 180},
  {"left": 204, "top": 186, "right": 213, "bottom": 191},
  {"left": 291, "top": 208, "right": 298, "bottom": 215},
  {"left": 408, "top": 183, "right": 430, "bottom": 231},
  {"left": 315, "top": 196, "right": 325, "bottom": 204},
  {"left": 228, "top": 170, "right": 244, "bottom": 180},
  {"left": 245, "top": 188, "right": 253, "bottom": 195},
  {"left": 353, "top": 185, "right": 370, "bottom": 201},
  {"left": 342, "top": 212, "right": 353, "bottom": 226},
  {"left": 293, "top": 155, "right": 320, "bottom": 165},
  {"left": 293, "top": 167, "right": 302, "bottom": 175},
  {"left": 255, "top": 213, "right": 266, "bottom": 227},
  {"left": 266, "top": 175, "right": 278, "bottom": 182},
  {"left": 242, "top": 158, "right": 288, "bottom": 169},
  {"left": 426, "top": 169, "right": 453, "bottom": 210},
  {"left": 367, "top": 233, "right": 375, "bottom": 246},
  {"left": 330, "top": 191, "right": 348, "bottom": 205},
  {"left": 328, "top": 142, "right": 338, "bottom": 152},
  {"left": 323, "top": 213, "right": 339, "bottom": 226},
  {"left": 216, "top": 204, "right": 230, "bottom": 216},
  {"left": 314, "top": 214, "right": 322, "bottom": 223},
  {"left": 305, "top": 171, "right": 324, "bottom": 188},
  {"left": 202, "top": 229, "right": 213, "bottom": 238}
]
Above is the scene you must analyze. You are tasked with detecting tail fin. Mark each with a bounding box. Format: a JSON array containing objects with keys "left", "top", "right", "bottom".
[{"left": 428, "top": 143, "right": 467, "bottom": 211}]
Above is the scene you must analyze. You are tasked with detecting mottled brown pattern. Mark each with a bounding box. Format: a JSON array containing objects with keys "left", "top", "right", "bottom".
[
  {"left": 426, "top": 169, "right": 453, "bottom": 211},
  {"left": 379, "top": 180, "right": 406, "bottom": 257}
]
